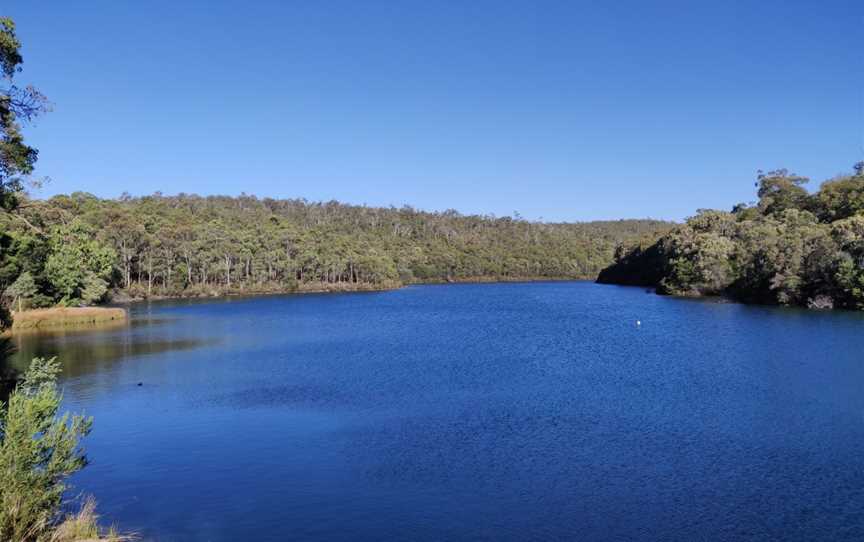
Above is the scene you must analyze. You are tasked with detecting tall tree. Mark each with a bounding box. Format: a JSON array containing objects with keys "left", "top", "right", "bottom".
[
  {"left": 0, "top": 17, "right": 48, "bottom": 329},
  {"left": 0, "top": 17, "right": 48, "bottom": 212},
  {"left": 756, "top": 169, "right": 810, "bottom": 216}
]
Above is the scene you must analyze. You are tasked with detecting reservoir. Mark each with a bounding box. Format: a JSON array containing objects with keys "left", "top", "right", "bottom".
[{"left": 8, "top": 282, "right": 864, "bottom": 541}]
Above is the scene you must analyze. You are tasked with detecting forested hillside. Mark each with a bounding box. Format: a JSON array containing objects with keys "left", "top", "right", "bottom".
[
  {"left": 598, "top": 164, "right": 864, "bottom": 310},
  {"left": 0, "top": 192, "right": 671, "bottom": 319}
]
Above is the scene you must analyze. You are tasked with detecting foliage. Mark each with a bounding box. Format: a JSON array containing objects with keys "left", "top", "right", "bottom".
[
  {"left": 43, "top": 220, "right": 115, "bottom": 306},
  {"left": 595, "top": 234, "right": 670, "bottom": 287},
  {"left": 0, "top": 192, "right": 672, "bottom": 313},
  {"left": 599, "top": 164, "right": 864, "bottom": 309},
  {"left": 755, "top": 169, "right": 810, "bottom": 217},
  {"left": 5, "top": 269, "right": 36, "bottom": 310},
  {"left": 0, "top": 357, "right": 93, "bottom": 541},
  {"left": 811, "top": 173, "right": 864, "bottom": 222},
  {"left": 0, "top": 14, "right": 49, "bottom": 327},
  {"left": 830, "top": 215, "right": 864, "bottom": 308},
  {"left": 0, "top": 16, "right": 48, "bottom": 212}
]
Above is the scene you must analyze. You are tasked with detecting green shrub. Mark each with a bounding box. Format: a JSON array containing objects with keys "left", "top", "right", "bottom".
[{"left": 0, "top": 358, "right": 92, "bottom": 541}]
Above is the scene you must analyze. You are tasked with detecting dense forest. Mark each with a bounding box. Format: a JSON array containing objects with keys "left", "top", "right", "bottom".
[
  {"left": 0, "top": 192, "right": 670, "bottom": 320},
  {"left": 598, "top": 164, "right": 864, "bottom": 310}
]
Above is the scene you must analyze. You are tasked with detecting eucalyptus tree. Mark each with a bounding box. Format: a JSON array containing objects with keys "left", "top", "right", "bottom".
[
  {"left": 0, "top": 17, "right": 49, "bottom": 327},
  {"left": 0, "top": 17, "right": 48, "bottom": 213},
  {"left": 600, "top": 164, "right": 864, "bottom": 310}
]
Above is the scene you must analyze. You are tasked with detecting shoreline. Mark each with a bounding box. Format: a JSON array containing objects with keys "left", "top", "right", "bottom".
[
  {"left": 3, "top": 277, "right": 596, "bottom": 334},
  {"left": 598, "top": 279, "right": 864, "bottom": 313},
  {"left": 7, "top": 307, "right": 128, "bottom": 334},
  {"left": 111, "top": 275, "right": 596, "bottom": 305},
  {"left": 409, "top": 275, "right": 593, "bottom": 286},
  {"left": 111, "top": 280, "right": 401, "bottom": 304}
]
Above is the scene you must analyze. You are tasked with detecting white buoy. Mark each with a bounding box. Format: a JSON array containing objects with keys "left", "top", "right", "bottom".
[{"left": 636, "top": 320, "right": 641, "bottom": 326}]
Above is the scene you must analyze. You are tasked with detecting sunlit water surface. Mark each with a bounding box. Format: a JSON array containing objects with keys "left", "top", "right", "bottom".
[{"left": 8, "top": 282, "right": 864, "bottom": 541}]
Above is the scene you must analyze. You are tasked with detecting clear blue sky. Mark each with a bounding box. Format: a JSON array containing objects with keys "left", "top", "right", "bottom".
[{"left": 6, "top": 1, "right": 863, "bottom": 221}]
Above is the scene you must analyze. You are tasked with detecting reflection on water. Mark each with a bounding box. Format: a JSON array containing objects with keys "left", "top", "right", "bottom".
[{"left": 4, "top": 315, "right": 211, "bottom": 379}]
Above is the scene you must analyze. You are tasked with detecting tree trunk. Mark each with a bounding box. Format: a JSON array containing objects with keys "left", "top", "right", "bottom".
[{"left": 147, "top": 253, "right": 153, "bottom": 296}]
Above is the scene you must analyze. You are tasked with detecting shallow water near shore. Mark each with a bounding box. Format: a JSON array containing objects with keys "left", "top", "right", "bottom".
[{"left": 8, "top": 282, "right": 864, "bottom": 541}]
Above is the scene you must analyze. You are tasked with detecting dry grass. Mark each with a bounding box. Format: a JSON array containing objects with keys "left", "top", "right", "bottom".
[
  {"left": 11, "top": 307, "right": 127, "bottom": 331},
  {"left": 296, "top": 280, "right": 402, "bottom": 293},
  {"left": 49, "top": 498, "right": 135, "bottom": 542}
]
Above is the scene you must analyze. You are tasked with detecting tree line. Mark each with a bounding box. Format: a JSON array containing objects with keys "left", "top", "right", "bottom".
[
  {"left": 0, "top": 192, "right": 671, "bottom": 319},
  {"left": 598, "top": 163, "right": 864, "bottom": 310}
]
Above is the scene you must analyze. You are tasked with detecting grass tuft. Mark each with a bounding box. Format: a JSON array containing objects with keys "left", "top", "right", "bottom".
[{"left": 49, "top": 497, "right": 135, "bottom": 542}]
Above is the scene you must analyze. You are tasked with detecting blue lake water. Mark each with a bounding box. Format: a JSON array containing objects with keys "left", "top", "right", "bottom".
[{"left": 9, "top": 282, "right": 864, "bottom": 541}]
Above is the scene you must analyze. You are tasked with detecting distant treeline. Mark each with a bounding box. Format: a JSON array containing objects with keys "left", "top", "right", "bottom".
[
  {"left": 0, "top": 193, "right": 671, "bottom": 319},
  {"left": 598, "top": 163, "right": 864, "bottom": 310}
]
